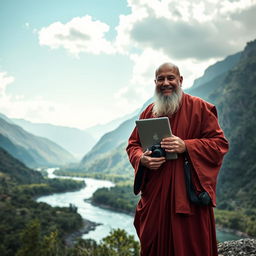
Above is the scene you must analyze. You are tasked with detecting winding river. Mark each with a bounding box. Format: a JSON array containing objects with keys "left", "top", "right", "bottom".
[{"left": 37, "top": 168, "right": 241, "bottom": 243}]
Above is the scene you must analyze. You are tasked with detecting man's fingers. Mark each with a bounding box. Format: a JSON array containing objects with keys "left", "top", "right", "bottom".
[
  {"left": 150, "top": 160, "right": 165, "bottom": 165},
  {"left": 162, "top": 136, "right": 177, "bottom": 142},
  {"left": 161, "top": 140, "right": 179, "bottom": 145},
  {"left": 144, "top": 150, "right": 152, "bottom": 156},
  {"left": 149, "top": 159, "right": 165, "bottom": 166},
  {"left": 150, "top": 157, "right": 166, "bottom": 162}
]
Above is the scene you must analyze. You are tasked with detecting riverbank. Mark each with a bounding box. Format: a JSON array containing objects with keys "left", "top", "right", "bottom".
[
  {"left": 88, "top": 199, "right": 135, "bottom": 216},
  {"left": 216, "top": 224, "right": 251, "bottom": 240},
  {"left": 65, "top": 219, "right": 101, "bottom": 247}
]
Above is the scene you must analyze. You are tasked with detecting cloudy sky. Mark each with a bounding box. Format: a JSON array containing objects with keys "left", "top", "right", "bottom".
[{"left": 0, "top": 0, "right": 255, "bottom": 129}]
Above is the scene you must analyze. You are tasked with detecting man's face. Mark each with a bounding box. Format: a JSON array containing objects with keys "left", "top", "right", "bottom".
[{"left": 154, "top": 67, "right": 183, "bottom": 96}]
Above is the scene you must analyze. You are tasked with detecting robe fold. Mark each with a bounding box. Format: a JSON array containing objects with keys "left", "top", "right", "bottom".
[{"left": 126, "top": 93, "right": 229, "bottom": 256}]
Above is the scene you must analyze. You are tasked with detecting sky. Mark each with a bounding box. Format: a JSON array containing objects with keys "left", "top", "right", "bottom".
[{"left": 0, "top": 0, "right": 255, "bottom": 129}]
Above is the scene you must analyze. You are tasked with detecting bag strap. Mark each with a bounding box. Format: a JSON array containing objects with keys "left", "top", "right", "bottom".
[{"left": 184, "top": 152, "right": 201, "bottom": 204}]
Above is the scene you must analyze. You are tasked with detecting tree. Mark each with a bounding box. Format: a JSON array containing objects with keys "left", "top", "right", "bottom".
[
  {"left": 16, "top": 219, "right": 41, "bottom": 256},
  {"left": 40, "top": 231, "right": 64, "bottom": 256},
  {"left": 99, "top": 229, "right": 139, "bottom": 256}
]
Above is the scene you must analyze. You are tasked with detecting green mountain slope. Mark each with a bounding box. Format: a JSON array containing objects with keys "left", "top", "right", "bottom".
[
  {"left": 0, "top": 147, "right": 85, "bottom": 256},
  {"left": 0, "top": 147, "right": 43, "bottom": 185},
  {"left": 0, "top": 117, "right": 75, "bottom": 167},
  {"left": 80, "top": 142, "right": 132, "bottom": 175},
  {"left": 209, "top": 40, "right": 256, "bottom": 210},
  {"left": 0, "top": 134, "right": 37, "bottom": 167},
  {"left": 81, "top": 116, "right": 138, "bottom": 165}
]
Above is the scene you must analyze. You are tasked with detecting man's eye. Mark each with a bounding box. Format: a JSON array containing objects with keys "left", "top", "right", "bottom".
[{"left": 157, "top": 76, "right": 175, "bottom": 82}]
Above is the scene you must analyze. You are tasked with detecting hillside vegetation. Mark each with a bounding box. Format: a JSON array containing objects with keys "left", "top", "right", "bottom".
[{"left": 0, "top": 147, "right": 85, "bottom": 256}]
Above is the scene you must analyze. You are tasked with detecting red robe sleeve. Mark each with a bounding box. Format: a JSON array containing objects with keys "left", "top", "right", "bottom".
[
  {"left": 184, "top": 104, "right": 229, "bottom": 207},
  {"left": 126, "top": 104, "right": 154, "bottom": 194}
]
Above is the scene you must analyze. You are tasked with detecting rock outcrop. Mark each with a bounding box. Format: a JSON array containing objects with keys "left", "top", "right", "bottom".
[{"left": 218, "top": 239, "right": 256, "bottom": 256}]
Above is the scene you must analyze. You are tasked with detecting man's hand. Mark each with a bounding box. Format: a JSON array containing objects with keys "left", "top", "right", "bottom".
[
  {"left": 160, "top": 135, "right": 186, "bottom": 153},
  {"left": 140, "top": 150, "right": 166, "bottom": 170}
]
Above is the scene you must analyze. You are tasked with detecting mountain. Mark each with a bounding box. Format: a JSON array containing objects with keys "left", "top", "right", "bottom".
[
  {"left": 85, "top": 108, "right": 140, "bottom": 141},
  {"left": 190, "top": 52, "right": 241, "bottom": 89},
  {"left": 12, "top": 118, "right": 95, "bottom": 159},
  {"left": 0, "top": 113, "right": 15, "bottom": 124},
  {"left": 79, "top": 98, "right": 153, "bottom": 171},
  {"left": 80, "top": 116, "right": 138, "bottom": 166},
  {"left": 185, "top": 52, "right": 241, "bottom": 100},
  {"left": 80, "top": 142, "right": 132, "bottom": 176},
  {"left": 0, "top": 146, "right": 44, "bottom": 185},
  {"left": 0, "top": 133, "right": 37, "bottom": 167},
  {"left": 208, "top": 40, "right": 256, "bottom": 210},
  {"left": 0, "top": 117, "right": 75, "bottom": 167}
]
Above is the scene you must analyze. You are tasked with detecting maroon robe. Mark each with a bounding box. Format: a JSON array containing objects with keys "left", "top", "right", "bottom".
[{"left": 126, "top": 93, "right": 229, "bottom": 256}]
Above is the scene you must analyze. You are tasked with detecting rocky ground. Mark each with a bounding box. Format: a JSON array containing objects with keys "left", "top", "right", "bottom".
[{"left": 218, "top": 239, "right": 256, "bottom": 256}]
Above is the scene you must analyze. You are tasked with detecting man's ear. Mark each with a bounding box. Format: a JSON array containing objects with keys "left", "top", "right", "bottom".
[
  {"left": 154, "top": 79, "right": 157, "bottom": 85},
  {"left": 180, "top": 76, "right": 183, "bottom": 86}
]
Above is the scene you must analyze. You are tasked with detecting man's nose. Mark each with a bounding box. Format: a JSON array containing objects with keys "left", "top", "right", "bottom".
[{"left": 163, "top": 77, "right": 169, "bottom": 85}]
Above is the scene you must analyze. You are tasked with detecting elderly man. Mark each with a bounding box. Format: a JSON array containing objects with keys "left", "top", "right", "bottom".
[{"left": 126, "top": 63, "right": 229, "bottom": 256}]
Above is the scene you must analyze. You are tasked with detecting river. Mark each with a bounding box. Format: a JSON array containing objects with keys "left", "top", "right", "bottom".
[{"left": 37, "top": 168, "right": 241, "bottom": 243}]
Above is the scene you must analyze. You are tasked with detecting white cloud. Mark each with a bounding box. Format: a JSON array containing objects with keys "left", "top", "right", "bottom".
[
  {"left": 115, "top": 0, "right": 256, "bottom": 60},
  {"left": 38, "top": 15, "right": 115, "bottom": 56},
  {"left": 37, "top": 1, "right": 256, "bottom": 60},
  {"left": 0, "top": 72, "right": 15, "bottom": 97}
]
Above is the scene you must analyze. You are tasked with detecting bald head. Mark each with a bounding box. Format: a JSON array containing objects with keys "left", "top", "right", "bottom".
[{"left": 155, "top": 62, "right": 180, "bottom": 78}]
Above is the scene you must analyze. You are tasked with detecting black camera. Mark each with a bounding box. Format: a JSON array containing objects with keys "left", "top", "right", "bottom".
[{"left": 148, "top": 144, "right": 166, "bottom": 157}]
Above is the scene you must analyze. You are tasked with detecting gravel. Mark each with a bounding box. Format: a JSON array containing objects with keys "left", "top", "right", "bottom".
[{"left": 218, "top": 239, "right": 256, "bottom": 256}]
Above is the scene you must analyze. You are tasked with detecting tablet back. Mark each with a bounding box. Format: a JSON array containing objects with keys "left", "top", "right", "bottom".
[{"left": 135, "top": 117, "right": 178, "bottom": 160}]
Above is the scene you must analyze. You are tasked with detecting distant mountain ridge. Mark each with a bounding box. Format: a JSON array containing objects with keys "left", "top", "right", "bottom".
[
  {"left": 0, "top": 116, "right": 75, "bottom": 167},
  {"left": 12, "top": 118, "right": 95, "bottom": 159},
  {"left": 85, "top": 108, "right": 140, "bottom": 140}
]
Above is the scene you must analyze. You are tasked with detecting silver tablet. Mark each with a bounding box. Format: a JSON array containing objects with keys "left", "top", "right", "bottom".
[{"left": 135, "top": 117, "right": 178, "bottom": 160}]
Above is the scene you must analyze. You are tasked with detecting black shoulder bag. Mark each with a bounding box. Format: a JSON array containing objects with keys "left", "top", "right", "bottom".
[{"left": 183, "top": 153, "right": 211, "bottom": 206}]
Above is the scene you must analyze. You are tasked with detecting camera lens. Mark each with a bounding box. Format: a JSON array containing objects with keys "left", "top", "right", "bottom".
[{"left": 150, "top": 144, "right": 166, "bottom": 157}]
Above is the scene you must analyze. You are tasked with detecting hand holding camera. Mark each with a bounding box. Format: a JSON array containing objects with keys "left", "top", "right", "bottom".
[{"left": 140, "top": 149, "right": 166, "bottom": 170}]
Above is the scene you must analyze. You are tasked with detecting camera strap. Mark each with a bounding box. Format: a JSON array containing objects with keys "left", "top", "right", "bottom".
[{"left": 183, "top": 152, "right": 211, "bottom": 206}]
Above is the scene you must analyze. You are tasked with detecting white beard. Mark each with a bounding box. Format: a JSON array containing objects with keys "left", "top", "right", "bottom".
[{"left": 152, "top": 85, "right": 183, "bottom": 117}]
